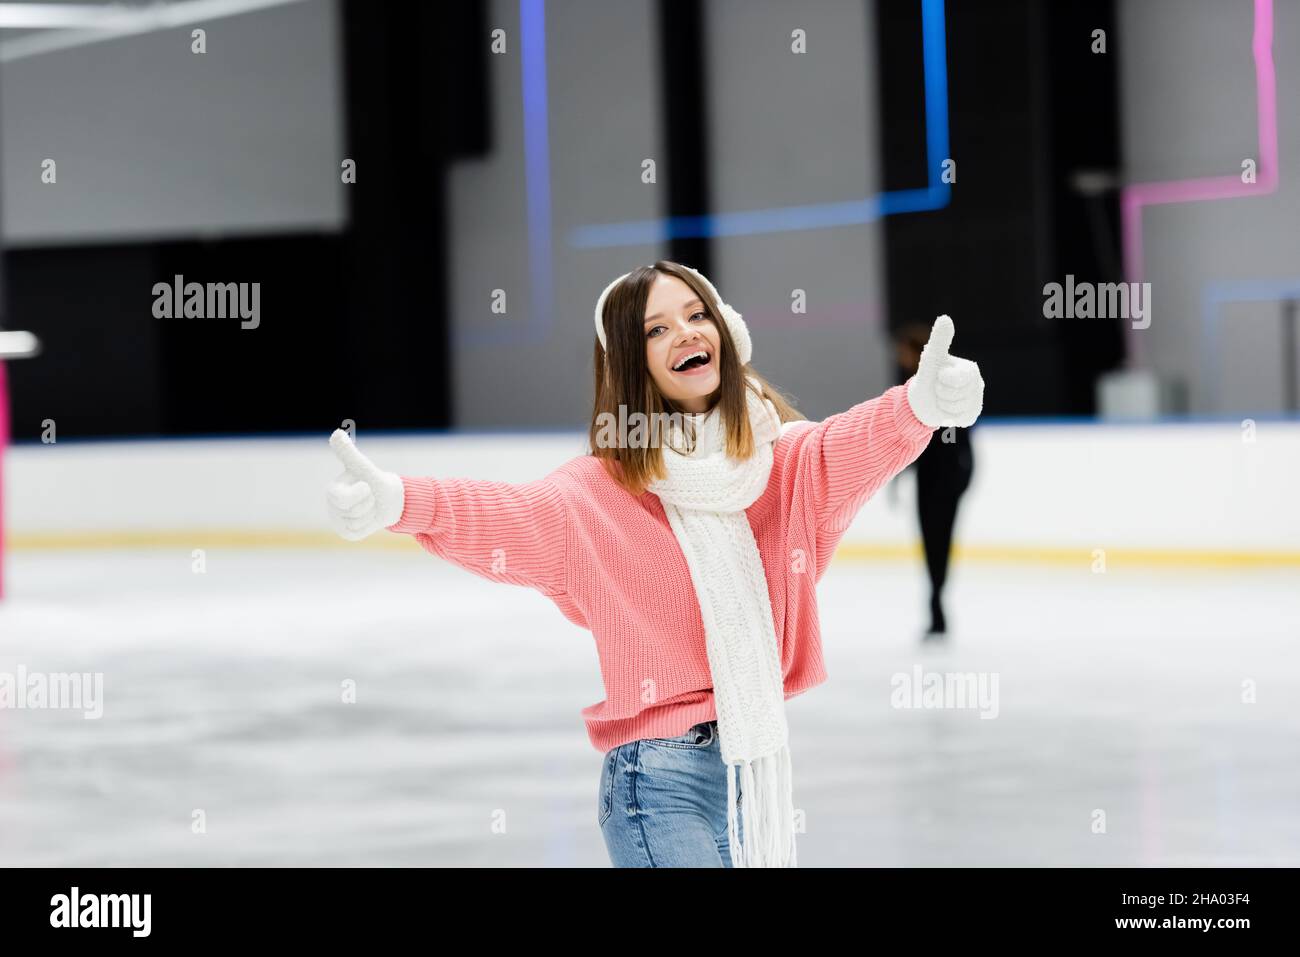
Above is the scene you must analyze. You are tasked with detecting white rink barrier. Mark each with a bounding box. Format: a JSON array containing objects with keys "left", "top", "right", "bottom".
[{"left": 3, "top": 421, "right": 1299, "bottom": 566}]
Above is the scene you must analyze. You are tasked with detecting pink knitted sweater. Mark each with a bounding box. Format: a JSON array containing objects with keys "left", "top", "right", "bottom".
[{"left": 387, "top": 381, "right": 935, "bottom": 753}]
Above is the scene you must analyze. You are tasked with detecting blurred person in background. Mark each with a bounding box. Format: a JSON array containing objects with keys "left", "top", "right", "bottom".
[{"left": 894, "top": 321, "right": 975, "bottom": 640}]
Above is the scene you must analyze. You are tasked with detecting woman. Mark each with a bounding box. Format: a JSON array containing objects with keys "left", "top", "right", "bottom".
[{"left": 325, "top": 261, "right": 984, "bottom": 867}]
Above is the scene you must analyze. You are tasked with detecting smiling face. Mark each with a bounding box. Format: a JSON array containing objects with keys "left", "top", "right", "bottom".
[{"left": 643, "top": 273, "right": 722, "bottom": 413}]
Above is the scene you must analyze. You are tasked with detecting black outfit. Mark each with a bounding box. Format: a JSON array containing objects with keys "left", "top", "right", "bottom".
[{"left": 899, "top": 364, "right": 974, "bottom": 634}]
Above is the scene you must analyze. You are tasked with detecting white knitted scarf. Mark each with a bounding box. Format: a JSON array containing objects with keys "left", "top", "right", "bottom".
[{"left": 646, "top": 376, "right": 798, "bottom": 867}]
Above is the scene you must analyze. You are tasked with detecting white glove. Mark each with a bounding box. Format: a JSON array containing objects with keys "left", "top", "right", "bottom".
[
  {"left": 906, "top": 315, "right": 984, "bottom": 428},
  {"left": 326, "top": 429, "right": 406, "bottom": 541}
]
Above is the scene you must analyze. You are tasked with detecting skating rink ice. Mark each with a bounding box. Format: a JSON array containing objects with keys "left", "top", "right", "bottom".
[{"left": 0, "top": 424, "right": 1296, "bottom": 866}]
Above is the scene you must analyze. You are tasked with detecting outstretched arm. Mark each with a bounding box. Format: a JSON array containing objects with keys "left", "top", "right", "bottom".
[
  {"left": 325, "top": 430, "right": 569, "bottom": 595},
  {"left": 788, "top": 383, "right": 935, "bottom": 534},
  {"left": 389, "top": 474, "right": 568, "bottom": 594},
  {"left": 789, "top": 315, "right": 983, "bottom": 533}
]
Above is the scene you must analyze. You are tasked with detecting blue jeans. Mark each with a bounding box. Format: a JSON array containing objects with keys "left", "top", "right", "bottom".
[{"left": 598, "top": 719, "right": 745, "bottom": 867}]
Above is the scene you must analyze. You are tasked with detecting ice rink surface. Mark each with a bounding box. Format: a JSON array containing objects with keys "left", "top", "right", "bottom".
[{"left": 1, "top": 546, "right": 1296, "bottom": 867}]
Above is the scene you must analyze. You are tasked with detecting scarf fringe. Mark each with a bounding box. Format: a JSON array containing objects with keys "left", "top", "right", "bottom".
[{"left": 726, "top": 745, "right": 797, "bottom": 867}]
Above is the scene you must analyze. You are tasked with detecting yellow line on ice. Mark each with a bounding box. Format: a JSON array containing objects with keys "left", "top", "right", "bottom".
[{"left": 6, "top": 531, "right": 1300, "bottom": 568}]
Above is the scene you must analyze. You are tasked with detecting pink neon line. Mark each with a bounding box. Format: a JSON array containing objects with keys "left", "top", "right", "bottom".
[
  {"left": 740, "top": 301, "right": 886, "bottom": 328},
  {"left": 1120, "top": 0, "right": 1278, "bottom": 364},
  {"left": 0, "top": 359, "right": 8, "bottom": 600}
]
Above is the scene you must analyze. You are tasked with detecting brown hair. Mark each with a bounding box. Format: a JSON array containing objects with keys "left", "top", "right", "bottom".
[{"left": 588, "top": 261, "right": 805, "bottom": 496}]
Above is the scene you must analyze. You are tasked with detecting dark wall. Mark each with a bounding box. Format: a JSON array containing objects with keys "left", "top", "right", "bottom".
[
  {"left": 876, "top": 0, "right": 1125, "bottom": 414},
  {"left": 657, "top": 0, "right": 713, "bottom": 276},
  {"left": 4, "top": 0, "right": 1126, "bottom": 437},
  {"left": 3, "top": 0, "right": 490, "bottom": 440}
]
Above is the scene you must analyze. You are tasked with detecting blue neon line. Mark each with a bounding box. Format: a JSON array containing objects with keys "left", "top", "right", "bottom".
[
  {"left": 566, "top": 197, "right": 884, "bottom": 247},
  {"left": 522, "top": 0, "right": 553, "bottom": 344},
  {"left": 459, "top": 0, "right": 553, "bottom": 350},
  {"left": 568, "top": 0, "right": 950, "bottom": 249},
  {"left": 1201, "top": 279, "right": 1300, "bottom": 412},
  {"left": 921, "top": 0, "right": 951, "bottom": 204},
  {"left": 461, "top": 0, "right": 950, "bottom": 350}
]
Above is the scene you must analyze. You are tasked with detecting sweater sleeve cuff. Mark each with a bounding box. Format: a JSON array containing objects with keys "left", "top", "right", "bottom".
[
  {"left": 387, "top": 476, "right": 439, "bottom": 534},
  {"left": 896, "top": 377, "right": 939, "bottom": 441}
]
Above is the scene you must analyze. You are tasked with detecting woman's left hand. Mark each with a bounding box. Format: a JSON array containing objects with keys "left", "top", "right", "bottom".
[{"left": 905, "top": 315, "right": 984, "bottom": 428}]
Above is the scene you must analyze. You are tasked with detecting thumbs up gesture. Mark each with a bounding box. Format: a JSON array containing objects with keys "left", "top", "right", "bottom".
[
  {"left": 905, "top": 315, "right": 984, "bottom": 428},
  {"left": 326, "top": 429, "right": 406, "bottom": 541}
]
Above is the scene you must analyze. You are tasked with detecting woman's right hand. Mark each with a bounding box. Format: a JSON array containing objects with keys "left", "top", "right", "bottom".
[{"left": 326, "top": 429, "right": 406, "bottom": 541}]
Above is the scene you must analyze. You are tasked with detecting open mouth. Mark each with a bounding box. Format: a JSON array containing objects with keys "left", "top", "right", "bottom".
[{"left": 671, "top": 350, "right": 713, "bottom": 375}]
